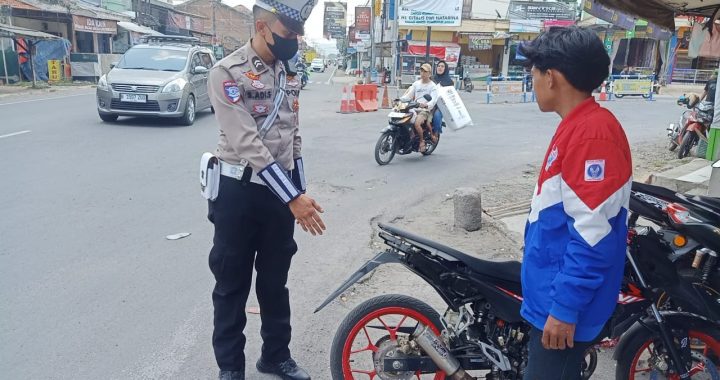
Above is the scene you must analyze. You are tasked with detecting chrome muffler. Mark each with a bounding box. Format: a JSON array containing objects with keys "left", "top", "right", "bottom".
[{"left": 412, "top": 323, "right": 474, "bottom": 380}]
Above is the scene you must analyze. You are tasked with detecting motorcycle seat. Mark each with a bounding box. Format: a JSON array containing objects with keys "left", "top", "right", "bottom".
[
  {"left": 691, "top": 195, "right": 720, "bottom": 213},
  {"left": 378, "top": 223, "right": 522, "bottom": 284}
]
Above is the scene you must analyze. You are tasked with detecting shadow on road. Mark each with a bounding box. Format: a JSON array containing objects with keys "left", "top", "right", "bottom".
[{"left": 102, "top": 110, "right": 215, "bottom": 128}]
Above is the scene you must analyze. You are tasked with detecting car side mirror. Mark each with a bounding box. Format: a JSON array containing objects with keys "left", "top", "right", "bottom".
[
  {"left": 110, "top": 61, "right": 118, "bottom": 69},
  {"left": 193, "top": 66, "right": 209, "bottom": 75}
]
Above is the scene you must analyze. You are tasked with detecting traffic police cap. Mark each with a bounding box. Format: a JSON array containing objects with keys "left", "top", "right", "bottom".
[{"left": 255, "top": 0, "right": 317, "bottom": 36}]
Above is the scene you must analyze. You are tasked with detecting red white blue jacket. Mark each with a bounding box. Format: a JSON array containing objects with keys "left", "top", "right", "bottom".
[{"left": 521, "top": 98, "right": 632, "bottom": 342}]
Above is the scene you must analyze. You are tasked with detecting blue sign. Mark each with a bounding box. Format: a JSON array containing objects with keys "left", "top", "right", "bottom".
[{"left": 388, "top": 0, "right": 396, "bottom": 20}]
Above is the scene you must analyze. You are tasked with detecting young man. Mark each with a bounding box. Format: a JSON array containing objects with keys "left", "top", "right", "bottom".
[
  {"left": 519, "top": 27, "right": 632, "bottom": 380},
  {"left": 400, "top": 63, "right": 438, "bottom": 152}
]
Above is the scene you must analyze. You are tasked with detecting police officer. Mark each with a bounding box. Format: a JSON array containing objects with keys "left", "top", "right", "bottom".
[{"left": 206, "top": 1, "right": 323, "bottom": 379}]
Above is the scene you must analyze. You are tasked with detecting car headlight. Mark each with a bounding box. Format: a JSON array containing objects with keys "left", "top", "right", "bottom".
[
  {"left": 162, "top": 78, "right": 188, "bottom": 93},
  {"left": 97, "top": 75, "right": 109, "bottom": 90}
]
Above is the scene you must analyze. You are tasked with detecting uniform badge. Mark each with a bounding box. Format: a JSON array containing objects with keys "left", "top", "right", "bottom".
[
  {"left": 287, "top": 78, "right": 300, "bottom": 87},
  {"left": 253, "top": 104, "right": 270, "bottom": 114},
  {"left": 251, "top": 80, "right": 265, "bottom": 89},
  {"left": 244, "top": 71, "right": 261, "bottom": 81},
  {"left": 585, "top": 159, "right": 605, "bottom": 182},
  {"left": 545, "top": 145, "right": 558, "bottom": 171},
  {"left": 223, "top": 80, "right": 241, "bottom": 103},
  {"left": 251, "top": 56, "right": 266, "bottom": 72},
  {"left": 292, "top": 99, "right": 300, "bottom": 113}
]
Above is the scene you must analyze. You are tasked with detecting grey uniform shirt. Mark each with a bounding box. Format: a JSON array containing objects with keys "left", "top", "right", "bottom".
[{"left": 209, "top": 41, "right": 302, "bottom": 174}]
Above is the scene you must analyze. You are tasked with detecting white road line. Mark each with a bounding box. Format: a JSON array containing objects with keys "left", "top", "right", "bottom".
[
  {"left": 326, "top": 67, "right": 338, "bottom": 85},
  {"left": 0, "top": 130, "right": 31, "bottom": 139},
  {"left": 0, "top": 92, "right": 93, "bottom": 106}
]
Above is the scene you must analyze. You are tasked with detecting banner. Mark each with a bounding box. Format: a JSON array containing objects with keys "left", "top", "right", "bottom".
[
  {"left": 72, "top": 15, "right": 117, "bottom": 34},
  {"left": 398, "top": 0, "right": 462, "bottom": 27},
  {"left": 582, "top": 0, "right": 635, "bottom": 30},
  {"left": 355, "top": 7, "right": 371, "bottom": 32},
  {"left": 324, "top": 2, "right": 347, "bottom": 39},
  {"left": 375, "top": 0, "right": 382, "bottom": 17},
  {"left": 468, "top": 33, "right": 493, "bottom": 51},
  {"left": 47, "top": 60, "right": 61, "bottom": 81},
  {"left": 647, "top": 22, "right": 672, "bottom": 40},
  {"left": 543, "top": 20, "right": 575, "bottom": 29},
  {"left": 444, "top": 46, "right": 460, "bottom": 69},
  {"left": 508, "top": 1, "right": 575, "bottom": 21},
  {"left": 613, "top": 79, "right": 653, "bottom": 95}
]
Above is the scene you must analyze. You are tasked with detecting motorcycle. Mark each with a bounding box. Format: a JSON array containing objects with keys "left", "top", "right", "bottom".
[
  {"left": 463, "top": 76, "right": 474, "bottom": 93},
  {"left": 667, "top": 94, "right": 713, "bottom": 159},
  {"left": 374, "top": 94, "right": 443, "bottom": 166},
  {"left": 317, "top": 223, "right": 720, "bottom": 379}
]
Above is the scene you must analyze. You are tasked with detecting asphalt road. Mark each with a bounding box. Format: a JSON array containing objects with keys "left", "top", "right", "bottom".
[{"left": 0, "top": 71, "right": 681, "bottom": 379}]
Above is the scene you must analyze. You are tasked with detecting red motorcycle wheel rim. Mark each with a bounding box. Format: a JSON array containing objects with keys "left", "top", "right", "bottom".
[
  {"left": 628, "top": 330, "right": 720, "bottom": 379},
  {"left": 341, "top": 306, "right": 446, "bottom": 380}
]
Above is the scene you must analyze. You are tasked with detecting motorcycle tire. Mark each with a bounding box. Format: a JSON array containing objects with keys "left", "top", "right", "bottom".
[
  {"left": 667, "top": 139, "right": 678, "bottom": 152},
  {"left": 615, "top": 326, "right": 720, "bottom": 380},
  {"left": 422, "top": 133, "right": 440, "bottom": 156},
  {"left": 678, "top": 131, "right": 698, "bottom": 159},
  {"left": 375, "top": 132, "right": 397, "bottom": 165},
  {"left": 329, "top": 294, "right": 444, "bottom": 380}
]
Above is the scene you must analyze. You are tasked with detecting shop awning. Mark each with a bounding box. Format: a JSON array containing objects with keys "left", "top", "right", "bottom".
[
  {"left": 117, "top": 21, "right": 163, "bottom": 36},
  {"left": 0, "top": 22, "right": 61, "bottom": 39},
  {"left": 596, "top": 0, "right": 720, "bottom": 30}
]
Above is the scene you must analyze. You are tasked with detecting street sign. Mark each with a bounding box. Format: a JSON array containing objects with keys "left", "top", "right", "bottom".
[
  {"left": 323, "top": 2, "right": 347, "bottom": 39},
  {"left": 398, "top": 0, "right": 462, "bottom": 27},
  {"left": 48, "top": 60, "right": 61, "bottom": 81}
]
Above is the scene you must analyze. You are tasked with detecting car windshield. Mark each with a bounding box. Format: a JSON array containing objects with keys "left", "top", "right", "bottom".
[
  {"left": 117, "top": 47, "right": 188, "bottom": 72},
  {"left": 312, "top": 60, "right": 323, "bottom": 65}
]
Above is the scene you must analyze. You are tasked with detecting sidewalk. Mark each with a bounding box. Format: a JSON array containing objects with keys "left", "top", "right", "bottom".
[{"left": 0, "top": 82, "right": 95, "bottom": 99}]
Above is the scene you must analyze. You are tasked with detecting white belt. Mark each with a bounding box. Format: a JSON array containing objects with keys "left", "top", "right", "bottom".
[{"left": 219, "top": 160, "right": 265, "bottom": 185}]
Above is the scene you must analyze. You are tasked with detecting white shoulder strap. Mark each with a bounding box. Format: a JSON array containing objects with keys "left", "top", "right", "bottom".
[{"left": 258, "top": 70, "right": 287, "bottom": 140}]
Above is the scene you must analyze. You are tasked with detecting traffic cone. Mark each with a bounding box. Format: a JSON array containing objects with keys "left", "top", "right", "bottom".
[
  {"left": 599, "top": 81, "right": 608, "bottom": 101},
  {"left": 339, "top": 85, "right": 351, "bottom": 114},
  {"left": 380, "top": 84, "right": 391, "bottom": 109},
  {"left": 348, "top": 85, "right": 358, "bottom": 113}
]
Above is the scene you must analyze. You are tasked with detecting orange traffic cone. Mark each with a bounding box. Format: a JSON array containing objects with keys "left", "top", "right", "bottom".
[
  {"left": 599, "top": 81, "right": 608, "bottom": 101},
  {"left": 348, "top": 85, "right": 358, "bottom": 113},
  {"left": 339, "top": 85, "right": 351, "bottom": 114},
  {"left": 380, "top": 84, "right": 391, "bottom": 109}
]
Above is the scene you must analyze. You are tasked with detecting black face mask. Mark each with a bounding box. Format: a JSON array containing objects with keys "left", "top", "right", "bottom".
[{"left": 266, "top": 31, "right": 298, "bottom": 61}]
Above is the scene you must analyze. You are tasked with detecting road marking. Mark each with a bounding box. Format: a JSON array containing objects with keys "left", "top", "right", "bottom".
[
  {"left": 327, "top": 67, "right": 338, "bottom": 85},
  {"left": 0, "top": 130, "right": 31, "bottom": 139},
  {"left": 0, "top": 92, "right": 93, "bottom": 106}
]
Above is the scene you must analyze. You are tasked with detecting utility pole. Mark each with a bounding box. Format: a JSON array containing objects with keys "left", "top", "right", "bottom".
[
  {"left": 369, "top": 0, "right": 376, "bottom": 77},
  {"left": 390, "top": 0, "right": 398, "bottom": 85},
  {"left": 212, "top": 0, "right": 217, "bottom": 45}
]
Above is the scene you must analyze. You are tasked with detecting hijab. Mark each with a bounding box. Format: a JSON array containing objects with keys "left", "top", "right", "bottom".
[{"left": 433, "top": 60, "right": 454, "bottom": 87}]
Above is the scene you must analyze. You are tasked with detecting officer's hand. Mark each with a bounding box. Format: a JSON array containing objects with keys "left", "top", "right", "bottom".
[{"left": 289, "top": 194, "right": 326, "bottom": 236}]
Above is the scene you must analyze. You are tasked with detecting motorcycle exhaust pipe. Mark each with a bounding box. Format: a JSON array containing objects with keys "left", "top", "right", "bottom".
[{"left": 412, "top": 323, "right": 474, "bottom": 380}]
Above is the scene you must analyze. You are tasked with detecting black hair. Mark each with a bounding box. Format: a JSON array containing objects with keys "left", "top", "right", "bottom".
[{"left": 519, "top": 26, "right": 609, "bottom": 93}]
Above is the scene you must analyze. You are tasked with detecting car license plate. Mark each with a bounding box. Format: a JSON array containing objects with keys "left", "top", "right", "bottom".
[
  {"left": 388, "top": 112, "right": 408, "bottom": 118},
  {"left": 120, "top": 93, "right": 147, "bottom": 103}
]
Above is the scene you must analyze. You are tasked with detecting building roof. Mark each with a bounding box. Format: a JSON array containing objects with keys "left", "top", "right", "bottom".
[
  {"left": 0, "top": 0, "right": 37, "bottom": 11},
  {"left": 0, "top": 21, "right": 61, "bottom": 38},
  {"left": 175, "top": 0, "right": 250, "bottom": 18},
  {"left": 12, "top": 0, "right": 131, "bottom": 21}
]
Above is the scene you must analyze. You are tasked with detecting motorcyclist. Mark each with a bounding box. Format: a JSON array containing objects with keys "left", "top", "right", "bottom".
[
  {"left": 400, "top": 63, "right": 438, "bottom": 153},
  {"left": 431, "top": 60, "right": 454, "bottom": 143}
]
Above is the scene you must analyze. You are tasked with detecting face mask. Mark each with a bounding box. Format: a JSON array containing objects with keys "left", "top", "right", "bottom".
[{"left": 265, "top": 29, "right": 298, "bottom": 61}]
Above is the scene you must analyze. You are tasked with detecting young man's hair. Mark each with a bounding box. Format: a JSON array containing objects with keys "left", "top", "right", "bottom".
[{"left": 519, "top": 26, "right": 610, "bottom": 93}]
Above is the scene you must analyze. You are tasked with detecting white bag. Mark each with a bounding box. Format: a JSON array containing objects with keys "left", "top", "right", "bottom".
[
  {"left": 437, "top": 86, "right": 473, "bottom": 131},
  {"left": 200, "top": 152, "right": 220, "bottom": 201}
]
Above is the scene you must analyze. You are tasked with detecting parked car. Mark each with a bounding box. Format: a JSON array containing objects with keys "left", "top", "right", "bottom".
[
  {"left": 310, "top": 58, "right": 325, "bottom": 72},
  {"left": 96, "top": 36, "right": 215, "bottom": 126}
]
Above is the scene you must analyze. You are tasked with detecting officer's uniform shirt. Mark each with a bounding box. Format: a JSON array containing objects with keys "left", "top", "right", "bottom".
[{"left": 208, "top": 41, "right": 305, "bottom": 203}]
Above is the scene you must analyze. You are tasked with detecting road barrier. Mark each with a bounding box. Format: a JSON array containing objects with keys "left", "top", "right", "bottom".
[
  {"left": 484, "top": 76, "right": 535, "bottom": 104},
  {"left": 354, "top": 84, "right": 378, "bottom": 112}
]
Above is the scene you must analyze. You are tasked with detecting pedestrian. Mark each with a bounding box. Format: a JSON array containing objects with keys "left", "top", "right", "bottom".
[
  {"left": 205, "top": 1, "right": 324, "bottom": 379},
  {"left": 519, "top": 26, "right": 632, "bottom": 380},
  {"left": 430, "top": 60, "right": 454, "bottom": 142}
]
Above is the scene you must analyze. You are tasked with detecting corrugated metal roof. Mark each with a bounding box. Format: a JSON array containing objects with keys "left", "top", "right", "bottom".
[
  {"left": 596, "top": 0, "right": 720, "bottom": 30},
  {"left": 11, "top": 0, "right": 131, "bottom": 21},
  {"left": 0, "top": 21, "right": 60, "bottom": 38},
  {"left": 0, "top": 0, "right": 37, "bottom": 11}
]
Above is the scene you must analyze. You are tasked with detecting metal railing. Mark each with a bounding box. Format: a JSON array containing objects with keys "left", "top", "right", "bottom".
[{"left": 671, "top": 69, "right": 715, "bottom": 85}]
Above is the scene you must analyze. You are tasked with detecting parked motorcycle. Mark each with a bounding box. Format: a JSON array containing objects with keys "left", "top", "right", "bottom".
[
  {"left": 374, "top": 94, "right": 443, "bottom": 166},
  {"left": 317, "top": 223, "right": 720, "bottom": 379},
  {"left": 463, "top": 77, "right": 474, "bottom": 93},
  {"left": 667, "top": 94, "right": 713, "bottom": 159}
]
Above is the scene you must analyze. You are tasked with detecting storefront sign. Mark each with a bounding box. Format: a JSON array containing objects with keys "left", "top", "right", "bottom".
[
  {"left": 72, "top": 15, "right": 117, "bottom": 34},
  {"left": 355, "top": 7, "right": 371, "bottom": 32},
  {"left": 324, "top": 2, "right": 347, "bottom": 39},
  {"left": 509, "top": 1, "right": 575, "bottom": 21},
  {"left": 468, "top": 34, "right": 493, "bottom": 51},
  {"left": 398, "top": 0, "right": 462, "bottom": 27},
  {"left": 48, "top": 60, "right": 61, "bottom": 81},
  {"left": 582, "top": 0, "right": 635, "bottom": 30},
  {"left": 445, "top": 46, "right": 460, "bottom": 69},
  {"left": 647, "top": 22, "right": 672, "bottom": 40}
]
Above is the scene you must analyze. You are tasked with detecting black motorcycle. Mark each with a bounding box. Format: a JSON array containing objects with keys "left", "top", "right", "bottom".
[
  {"left": 317, "top": 223, "right": 720, "bottom": 379},
  {"left": 374, "top": 94, "right": 443, "bottom": 166}
]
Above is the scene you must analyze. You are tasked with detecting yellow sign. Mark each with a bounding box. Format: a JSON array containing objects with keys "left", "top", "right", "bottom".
[
  {"left": 613, "top": 79, "right": 652, "bottom": 95},
  {"left": 375, "top": 0, "right": 382, "bottom": 17},
  {"left": 48, "top": 60, "right": 62, "bottom": 81}
]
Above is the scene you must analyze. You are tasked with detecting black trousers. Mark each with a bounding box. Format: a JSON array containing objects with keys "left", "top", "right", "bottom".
[
  {"left": 208, "top": 176, "right": 297, "bottom": 371},
  {"left": 523, "top": 328, "right": 594, "bottom": 380}
]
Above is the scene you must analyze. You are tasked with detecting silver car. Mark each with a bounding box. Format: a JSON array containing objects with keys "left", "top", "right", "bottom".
[{"left": 96, "top": 36, "right": 215, "bottom": 126}]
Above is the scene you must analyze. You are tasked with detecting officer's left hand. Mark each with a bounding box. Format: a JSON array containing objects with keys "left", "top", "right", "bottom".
[
  {"left": 289, "top": 194, "right": 326, "bottom": 236},
  {"left": 542, "top": 315, "right": 576, "bottom": 350}
]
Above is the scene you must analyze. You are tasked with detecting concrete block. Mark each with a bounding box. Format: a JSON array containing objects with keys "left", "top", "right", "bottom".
[
  {"left": 454, "top": 187, "right": 482, "bottom": 231},
  {"left": 649, "top": 158, "right": 710, "bottom": 193}
]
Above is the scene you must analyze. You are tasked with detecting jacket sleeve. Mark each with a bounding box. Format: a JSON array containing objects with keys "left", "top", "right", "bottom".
[
  {"left": 209, "top": 66, "right": 301, "bottom": 203},
  {"left": 549, "top": 139, "right": 632, "bottom": 324}
]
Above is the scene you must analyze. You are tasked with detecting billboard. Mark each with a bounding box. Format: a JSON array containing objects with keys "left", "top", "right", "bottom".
[
  {"left": 508, "top": 1, "right": 576, "bottom": 21},
  {"left": 398, "top": 0, "right": 462, "bottom": 27},
  {"left": 324, "top": 2, "right": 347, "bottom": 39},
  {"left": 582, "top": 0, "right": 635, "bottom": 30},
  {"left": 355, "top": 6, "right": 371, "bottom": 32}
]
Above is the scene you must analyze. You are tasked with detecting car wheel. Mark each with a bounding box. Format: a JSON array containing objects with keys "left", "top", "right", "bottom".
[
  {"left": 210, "top": 106, "right": 215, "bottom": 114},
  {"left": 180, "top": 95, "right": 196, "bottom": 126},
  {"left": 99, "top": 113, "right": 118, "bottom": 122}
]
